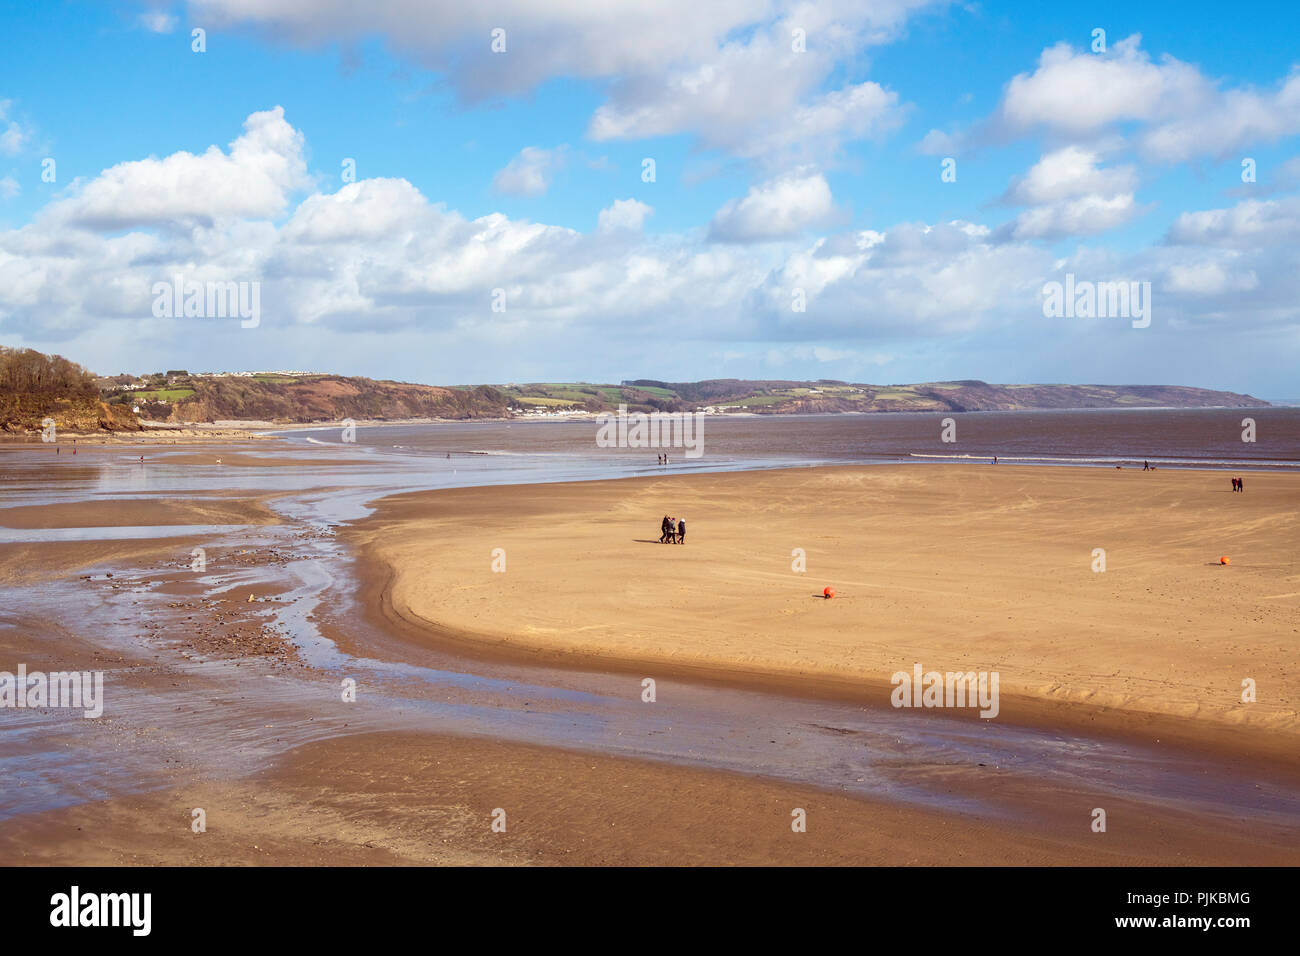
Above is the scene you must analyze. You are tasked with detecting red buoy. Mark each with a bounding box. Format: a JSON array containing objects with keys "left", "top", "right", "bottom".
[{"left": 823, "top": 586, "right": 835, "bottom": 599}]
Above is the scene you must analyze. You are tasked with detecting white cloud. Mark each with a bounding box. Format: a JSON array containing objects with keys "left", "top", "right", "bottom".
[
  {"left": 1003, "top": 146, "right": 1136, "bottom": 206},
  {"left": 709, "top": 170, "right": 836, "bottom": 243},
  {"left": 187, "top": 0, "right": 928, "bottom": 166},
  {"left": 0, "top": 176, "right": 17, "bottom": 200},
  {"left": 998, "top": 35, "right": 1201, "bottom": 137},
  {"left": 1164, "top": 259, "right": 1258, "bottom": 296},
  {"left": 47, "top": 106, "right": 308, "bottom": 230},
  {"left": 597, "top": 199, "right": 653, "bottom": 233},
  {"left": 997, "top": 147, "right": 1141, "bottom": 240},
  {"left": 1140, "top": 71, "right": 1300, "bottom": 163},
  {"left": 1167, "top": 196, "right": 1300, "bottom": 248},
  {"left": 1003, "top": 193, "right": 1138, "bottom": 241},
  {"left": 491, "top": 146, "right": 566, "bottom": 197},
  {"left": 990, "top": 35, "right": 1300, "bottom": 163}
]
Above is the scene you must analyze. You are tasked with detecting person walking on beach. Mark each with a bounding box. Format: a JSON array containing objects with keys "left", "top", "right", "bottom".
[
  {"left": 1144, "top": 460, "right": 1150, "bottom": 471},
  {"left": 660, "top": 515, "right": 672, "bottom": 543},
  {"left": 1237, "top": 476, "right": 1244, "bottom": 493},
  {"left": 676, "top": 518, "right": 685, "bottom": 544}
]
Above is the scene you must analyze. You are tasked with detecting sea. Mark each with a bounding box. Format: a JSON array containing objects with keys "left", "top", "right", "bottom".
[{"left": 279, "top": 407, "right": 1300, "bottom": 472}]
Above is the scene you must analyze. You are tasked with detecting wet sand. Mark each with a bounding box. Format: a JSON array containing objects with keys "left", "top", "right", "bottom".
[
  {"left": 351, "top": 465, "right": 1300, "bottom": 764},
  {"left": 0, "top": 497, "right": 282, "bottom": 529},
  {"left": 4, "top": 730, "right": 1295, "bottom": 866}
]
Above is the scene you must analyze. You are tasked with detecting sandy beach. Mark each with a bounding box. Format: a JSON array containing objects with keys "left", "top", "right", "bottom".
[
  {"left": 352, "top": 464, "right": 1300, "bottom": 762},
  {"left": 3, "top": 444, "right": 1299, "bottom": 867}
]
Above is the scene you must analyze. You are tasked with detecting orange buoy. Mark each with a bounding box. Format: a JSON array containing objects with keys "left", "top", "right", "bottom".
[
  {"left": 823, "top": 586, "right": 835, "bottom": 599},
  {"left": 1220, "top": 556, "right": 1230, "bottom": 565}
]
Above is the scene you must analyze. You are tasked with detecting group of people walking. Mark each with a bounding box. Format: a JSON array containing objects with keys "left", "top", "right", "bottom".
[
  {"left": 1232, "top": 476, "right": 1246, "bottom": 492},
  {"left": 659, "top": 515, "right": 686, "bottom": 544}
]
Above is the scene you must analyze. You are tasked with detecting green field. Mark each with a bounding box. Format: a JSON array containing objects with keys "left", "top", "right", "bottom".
[
  {"left": 129, "top": 388, "right": 195, "bottom": 402},
  {"left": 512, "top": 395, "right": 577, "bottom": 407}
]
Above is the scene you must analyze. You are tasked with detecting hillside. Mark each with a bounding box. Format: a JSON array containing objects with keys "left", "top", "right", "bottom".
[
  {"left": 131, "top": 374, "right": 511, "bottom": 424},
  {"left": 1, "top": 345, "right": 1271, "bottom": 433},
  {"left": 523, "top": 379, "right": 1269, "bottom": 415},
  {"left": 0, "top": 347, "right": 140, "bottom": 434}
]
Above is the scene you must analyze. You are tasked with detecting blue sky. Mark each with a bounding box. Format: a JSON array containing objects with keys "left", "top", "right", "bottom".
[{"left": 1, "top": 0, "right": 1298, "bottom": 397}]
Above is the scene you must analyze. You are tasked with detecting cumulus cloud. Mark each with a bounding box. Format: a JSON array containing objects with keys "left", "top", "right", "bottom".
[
  {"left": 997, "top": 35, "right": 1201, "bottom": 137},
  {"left": 1002, "top": 146, "right": 1136, "bottom": 206},
  {"left": 709, "top": 170, "right": 836, "bottom": 243},
  {"left": 1002, "top": 194, "right": 1139, "bottom": 241},
  {"left": 46, "top": 106, "right": 309, "bottom": 231},
  {"left": 597, "top": 198, "right": 652, "bottom": 232},
  {"left": 491, "top": 145, "right": 566, "bottom": 197},
  {"left": 997, "top": 147, "right": 1142, "bottom": 240},
  {"left": 988, "top": 35, "right": 1300, "bottom": 163},
  {"left": 1166, "top": 196, "right": 1300, "bottom": 248},
  {"left": 186, "top": 0, "right": 927, "bottom": 167},
  {"left": 590, "top": 52, "right": 904, "bottom": 165}
]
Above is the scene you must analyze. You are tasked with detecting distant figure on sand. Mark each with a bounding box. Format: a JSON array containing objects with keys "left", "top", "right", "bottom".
[
  {"left": 660, "top": 515, "right": 673, "bottom": 543},
  {"left": 1144, "top": 460, "right": 1150, "bottom": 471},
  {"left": 676, "top": 518, "right": 685, "bottom": 544}
]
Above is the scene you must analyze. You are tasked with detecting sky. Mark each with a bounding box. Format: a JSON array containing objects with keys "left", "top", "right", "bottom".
[{"left": 0, "top": 0, "right": 1297, "bottom": 398}]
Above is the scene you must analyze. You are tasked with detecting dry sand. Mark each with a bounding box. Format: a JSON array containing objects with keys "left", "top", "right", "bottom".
[{"left": 351, "top": 465, "right": 1300, "bottom": 761}]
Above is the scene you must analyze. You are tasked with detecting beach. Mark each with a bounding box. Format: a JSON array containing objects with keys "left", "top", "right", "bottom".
[
  {"left": 2, "top": 425, "right": 1299, "bottom": 866},
  {"left": 352, "top": 464, "right": 1300, "bottom": 760}
]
